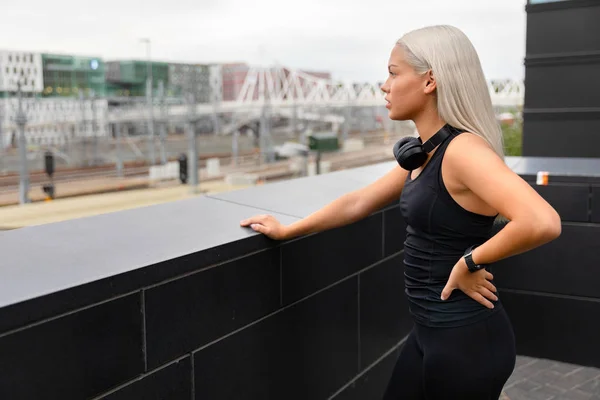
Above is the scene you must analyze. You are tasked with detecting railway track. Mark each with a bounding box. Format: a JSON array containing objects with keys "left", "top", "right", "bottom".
[
  {"left": 0, "top": 151, "right": 257, "bottom": 192},
  {"left": 0, "top": 132, "right": 408, "bottom": 204}
]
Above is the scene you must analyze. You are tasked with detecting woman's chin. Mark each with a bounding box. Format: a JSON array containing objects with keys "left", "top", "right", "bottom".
[
  {"left": 387, "top": 106, "right": 414, "bottom": 121},
  {"left": 388, "top": 110, "right": 405, "bottom": 121}
]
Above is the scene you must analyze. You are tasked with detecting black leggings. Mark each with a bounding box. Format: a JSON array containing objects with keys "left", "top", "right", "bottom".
[{"left": 383, "top": 307, "right": 516, "bottom": 400}]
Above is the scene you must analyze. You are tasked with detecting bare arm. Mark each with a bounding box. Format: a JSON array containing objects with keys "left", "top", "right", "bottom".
[
  {"left": 440, "top": 133, "right": 562, "bottom": 308},
  {"left": 240, "top": 165, "right": 409, "bottom": 240},
  {"left": 447, "top": 134, "right": 561, "bottom": 265}
]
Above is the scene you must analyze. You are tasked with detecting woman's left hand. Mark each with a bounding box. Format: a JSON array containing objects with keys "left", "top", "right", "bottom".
[{"left": 441, "top": 257, "right": 498, "bottom": 309}]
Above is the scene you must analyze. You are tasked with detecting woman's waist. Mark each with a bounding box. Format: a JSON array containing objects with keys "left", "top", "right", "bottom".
[
  {"left": 404, "top": 229, "right": 487, "bottom": 255},
  {"left": 403, "top": 253, "right": 460, "bottom": 285},
  {"left": 405, "top": 284, "right": 503, "bottom": 327}
]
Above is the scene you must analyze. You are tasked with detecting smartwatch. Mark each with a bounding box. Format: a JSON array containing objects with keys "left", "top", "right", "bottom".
[{"left": 463, "top": 245, "right": 485, "bottom": 273}]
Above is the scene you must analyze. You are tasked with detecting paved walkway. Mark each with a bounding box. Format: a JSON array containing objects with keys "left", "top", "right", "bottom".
[{"left": 503, "top": 356, "right": 600, "bottom": 399}]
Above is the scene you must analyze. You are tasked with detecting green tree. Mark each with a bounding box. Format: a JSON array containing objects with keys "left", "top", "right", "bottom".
[{"left": 502, "top": 122, "right": 522, "bottom": 156}]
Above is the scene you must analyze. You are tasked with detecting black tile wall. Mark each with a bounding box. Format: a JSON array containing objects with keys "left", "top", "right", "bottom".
[
  {"left": 0, "top": 293, "right": 143, "bottom": 400},
  {"left": 193, "top": 278, "right": 359, "bottom": 400},
  {"left": 359, "top": 254, "right": 411, "bottom": 369},
  {"left": 333, "top": 347, "right": 401, "bottom": 400},
  {"left": 530, "top": 184, "right": 590, "bottom": 222},
  {"left": 100, "top": 357, "right": 192, "bottom": 400},
  {"left": 526, "top": 2, "right": 600, "bottom": 56},
  {"left": 592, "top": 186, "right": 600, "bottom": 223},
  {"left": 501, "top": 291, "right": 600, "bottom": 369},
  {"left": 522, "top": 117, "right": 600, "bottom": 158},
  {"left": 524, "top": 63, "right": 600, "bottom": 110},
  {"left": 281, "top": 214, "right": 383, "bottom": 305},
  {"left": 145, "top": 249, "right": 281, "bottom": 369},
  {"left": 383, "top": 206, "right": 405, "bottom": 256},
  {"left": 493, "top": 223, "right": 600, "bottom": 298}
]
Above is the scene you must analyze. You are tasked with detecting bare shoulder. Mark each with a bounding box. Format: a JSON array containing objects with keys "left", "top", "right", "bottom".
[
  {"left": 443, "top": 131, "right": 558, "bottom": 224},
  {"left": 443, "top": 131, "right": 511, "bottom": 184},
  {"left": 445, "top": 131, "right": 503, "bottom": 167}
]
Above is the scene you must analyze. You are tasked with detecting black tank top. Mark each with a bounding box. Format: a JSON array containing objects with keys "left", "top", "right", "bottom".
[{"left": 399, "top": 126, "right": 502, "bottom": 328}]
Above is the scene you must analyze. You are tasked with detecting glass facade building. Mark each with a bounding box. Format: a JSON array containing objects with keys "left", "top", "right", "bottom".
[{"left": 41, "top": 54, "right": 105, "bottom": 97}]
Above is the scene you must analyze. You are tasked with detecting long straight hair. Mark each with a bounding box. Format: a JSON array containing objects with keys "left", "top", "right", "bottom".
[{"left": 396, "top": 25, "right": 505, "bottom": 160}]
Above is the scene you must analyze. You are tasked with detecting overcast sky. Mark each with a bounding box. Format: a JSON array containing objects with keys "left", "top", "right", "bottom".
[{"left": 0, "top": 0, "right": 526, "bottom": 83}]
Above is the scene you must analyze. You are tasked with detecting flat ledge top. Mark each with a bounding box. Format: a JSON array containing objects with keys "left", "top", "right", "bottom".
[{"left": 506, "top": 156, "right": 600, "bottom": 178}]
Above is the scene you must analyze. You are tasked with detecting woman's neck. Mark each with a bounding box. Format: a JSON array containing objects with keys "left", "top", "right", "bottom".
[{"left": 413, "top": 111, "right": 446, "bottom": 143}]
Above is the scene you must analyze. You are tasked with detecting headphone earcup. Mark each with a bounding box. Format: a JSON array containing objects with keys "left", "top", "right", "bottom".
[{"left": 393, "top": 137, "right": 427, "bottom": 170}]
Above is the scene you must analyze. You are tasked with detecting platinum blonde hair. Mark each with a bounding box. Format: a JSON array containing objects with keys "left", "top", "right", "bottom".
[{"left": 396, "top": 25, "right": 505, "bottom": 160}]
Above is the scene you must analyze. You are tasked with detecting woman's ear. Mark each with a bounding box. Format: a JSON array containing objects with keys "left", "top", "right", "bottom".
[{"left": 424, "top": 70, "right": 437, "bottom": 94}]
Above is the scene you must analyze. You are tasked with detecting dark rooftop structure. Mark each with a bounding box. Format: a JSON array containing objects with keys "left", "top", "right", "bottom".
[
  {"left": 522, "top": 0, "right": 600, "bottom": 158},
  {"left": 0, "top": 155, "right": 599, "bottom": 399}
]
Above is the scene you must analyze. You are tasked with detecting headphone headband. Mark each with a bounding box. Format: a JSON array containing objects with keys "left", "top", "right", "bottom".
[{"left": 421, "top": 124, "right": 452, "bottom": 153}]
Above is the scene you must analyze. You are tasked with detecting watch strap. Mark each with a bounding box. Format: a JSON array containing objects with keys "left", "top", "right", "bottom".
[{"left": 463, "top": 245, "right": 484, "bottom": 273}]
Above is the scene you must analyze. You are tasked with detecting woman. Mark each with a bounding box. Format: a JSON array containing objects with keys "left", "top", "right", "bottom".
[{"left": 240, "top": 25, "right": 561, "bottom": 399}]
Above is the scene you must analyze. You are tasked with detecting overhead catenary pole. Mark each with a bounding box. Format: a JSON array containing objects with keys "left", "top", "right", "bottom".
[
  {"left": 186, "top": 69, "right": 199, "bottom": 193},
  {"left": 15, "top": 82, "right": 30, "bottom": 204},
  {"left": 141, "top": 38, "right": 155, "bottom": 165},
  {"left": 158, "top": 80, "right": 167, "bottom": 165},
  {"left": 115, "top": 111, "right": 124, "bottom": 178},
  {"left": 90, "top": 90, "right": 98, "bottom": 166}
]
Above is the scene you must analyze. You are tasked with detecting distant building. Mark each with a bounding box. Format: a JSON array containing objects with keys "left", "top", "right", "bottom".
[
  {"left": 0, "top": 50, "right": 108, "bottom": 147},
  {"left": 168, "top": 63, "right": 211, "bottom": 102},
  {"left": 0, "top": 50, "right": 105, "bottom": 98},
  {"left": 105, "top": 60, "right": 212, "bottom": 103},
  {"left": 105, "top": 60, "right": 169, "bottom": 98},
  {"left": 0, "top": 51, "right": 44, "bottom": 95},
  {"left": 0, "top": 97, "right": 108, "bottom": 147},
  {"left": 221, "top": 63, "right": 249, "bottom": 101},
  {"left": 41, "top": 53, "right": 105, "bottom": 98}
]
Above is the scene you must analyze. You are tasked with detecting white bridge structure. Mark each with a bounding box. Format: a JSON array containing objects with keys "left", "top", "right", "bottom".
[
  {"left": 108, "top": 65, "right": 525, "bottom": 125},
  {"left": 0, "top": 64, "right": 524, "bottom": 147}
]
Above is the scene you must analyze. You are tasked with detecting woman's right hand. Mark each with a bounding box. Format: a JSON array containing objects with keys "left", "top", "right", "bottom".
[{"left": 240, "top": 214, "right": 289, "bottom": 240}]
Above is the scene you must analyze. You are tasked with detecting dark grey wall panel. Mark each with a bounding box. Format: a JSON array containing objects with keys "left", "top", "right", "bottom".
[
  {"left": 530, "top": 184, "right": 590, "bottom": 222},
  {"left": 384, "top": 206, "right": 405, "bottom": 256},
  {"left": 359, "top": 254, "right": 411, "bottom": 369},
  {"left": 522, "top": 116, "right": 600, "bottom": 158},
  {"left": 281, "top": 214, "right": 383, "bottom": 305},
  {"left": 193, "top": 278, "right": 359, "bottom": 400},
  {"left": 494, "top": 224, "right": 600, "bottom": 298},
  {"left": 501, "top": 291, "right": 600, "bottom": 369},
  {"left": 145, "top": 249, "right": 281, "bottom": 369},
  {"left": 526, "top": 2, "right": 600, "bottom": 56},
  {"left": 524, "top": 0, "right": 600, "bottom": 158},
  {"left": 524, "top": 62, "right": 600, "bottom": 109},
  {"left": 100, "top": 357, "right": 192, "bottom": 400},
  {"left": 333, "top": 347, "right": 400, "bottom": 400},
  {"left": 592, "top": 186, "right": 600, "bottom": 223},
  {"left": 0, "top": 293, "right": 143, "bottom": 400}
]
